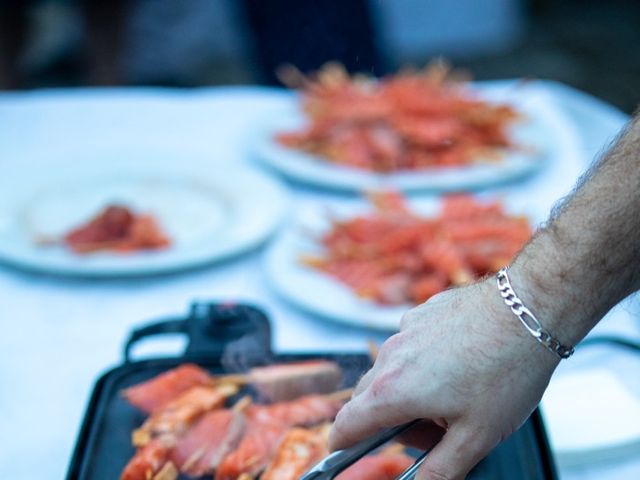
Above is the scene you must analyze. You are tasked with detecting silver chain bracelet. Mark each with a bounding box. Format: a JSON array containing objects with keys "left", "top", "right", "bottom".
[{"left": 496, "top": 267, "right": 574, "bottom": 359}]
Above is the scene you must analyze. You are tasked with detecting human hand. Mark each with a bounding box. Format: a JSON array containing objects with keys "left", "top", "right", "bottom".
[{"left": 329, "top": 278, "right": 560, "bottom": 480}]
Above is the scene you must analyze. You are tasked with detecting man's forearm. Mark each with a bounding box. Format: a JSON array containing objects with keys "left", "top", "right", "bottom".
[
  {"left": 325, "top": 121, "right": 640, "bottom": 477},
  {"left": 510, "top": 117, "right": 640, "bottom": 345}
]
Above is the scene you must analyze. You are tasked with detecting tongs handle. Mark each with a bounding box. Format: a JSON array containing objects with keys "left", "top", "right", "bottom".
[
  {"left": 395, "top": 450, "right": 429, "bottom": 480},
  {"left": 299, "top": 420, "right": 421, "bottom": 479}
]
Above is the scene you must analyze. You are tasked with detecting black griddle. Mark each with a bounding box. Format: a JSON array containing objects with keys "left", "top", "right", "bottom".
[{"left": 66, "top": 302, "right": 558, "bottom": 480}]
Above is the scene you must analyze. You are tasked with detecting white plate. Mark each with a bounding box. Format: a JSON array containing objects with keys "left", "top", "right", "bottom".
[
  {"left": 542, "top": 369, "right": 640, "bottom": 467},
  {"left": 253, "top": 83, "right": 565, "bottom": 192},
  {"left": 0, "top": 159, "right": 289, "bottom": 277},
  {"left": 264, "top": 196, "right": 539, "bottom": 330}
]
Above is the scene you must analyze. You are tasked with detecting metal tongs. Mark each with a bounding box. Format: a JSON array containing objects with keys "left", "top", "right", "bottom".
[{"left": 300, "top": 420, "right": 429, "bottom": 480}]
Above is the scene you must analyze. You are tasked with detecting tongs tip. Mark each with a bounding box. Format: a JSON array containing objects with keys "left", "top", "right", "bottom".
[{"left": 299, "top": 420, "right": 427, "bottom": 480}]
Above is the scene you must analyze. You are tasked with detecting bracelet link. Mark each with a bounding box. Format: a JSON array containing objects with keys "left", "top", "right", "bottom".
[{"left": 496, "top": 268, "right": 575, "bottom": 360}]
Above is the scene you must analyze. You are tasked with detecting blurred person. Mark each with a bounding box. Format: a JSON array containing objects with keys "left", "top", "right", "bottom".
[
  {"left": 0, "top": 0, "right": 126, "bottom": 89},
  {"left": 240, "top": 0, "right": 382, "bottom": 84},
  {"left": 81, "top": 0, "right": 127, "bottom": 85},
  {"left": 329, "top": 116, "right": 640, "bottom": 479},
  {"left": 0, "top": 1, "right": 30, "bottom": 89},
  {"left": 122, "top": 0, "right": 248, "bottom": 86},
  {"left": 2, "top": 0, "right": 377, "bottom": 88}
]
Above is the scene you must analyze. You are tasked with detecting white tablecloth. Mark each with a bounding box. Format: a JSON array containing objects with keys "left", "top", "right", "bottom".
[{"left": 0, "top": 82, "right": 638, "bottom": 479}]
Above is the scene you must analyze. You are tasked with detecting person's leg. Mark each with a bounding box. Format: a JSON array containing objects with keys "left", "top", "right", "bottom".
[
  {"left": 0, "top": 1, "right": 30, "bottom": 89},
  {"left": 239, "top": 0, "right": 383, "bottom": 85},
  {"left": 79, "top": 0, "right": 127, "bottom": 85}
]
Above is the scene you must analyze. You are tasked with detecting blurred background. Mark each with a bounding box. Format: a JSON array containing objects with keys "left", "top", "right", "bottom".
[{"left": 1, "top": 0, "right": 638, "bottom": 112}]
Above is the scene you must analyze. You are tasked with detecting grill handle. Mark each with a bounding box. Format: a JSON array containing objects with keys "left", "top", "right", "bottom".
[{"left": 123, "top": 302, "right": 273, "bottom": 363}]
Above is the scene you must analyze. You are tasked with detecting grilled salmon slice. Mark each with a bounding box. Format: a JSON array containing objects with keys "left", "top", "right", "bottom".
[
  {"left": 261, "top": 428, "right": 328, "bottom": 480},
  {"left": 171, "top": 408, "right": 246, "bottom": 476},
  {"left": 123, "top": 364, "right": 213, "bottom": 414},
  {"left": 336, "top": 453, "right": 415, "bottom": 480},
  {"left": 248, "top": 360, "right": 343, "bottom": 402},
  {"left": 133, "top": 384, "right": 238, "bottom": 446},
  {"left": 120, "top": 437, "right": 174, "bottom": 480},
  {"left": 217, "top": 393, "right": 345, "bottom": 479}
]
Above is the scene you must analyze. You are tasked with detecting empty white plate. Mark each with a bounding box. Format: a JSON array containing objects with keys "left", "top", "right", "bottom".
[{"left": 542, "top": 368, "right": 640, "bottom": 467}]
